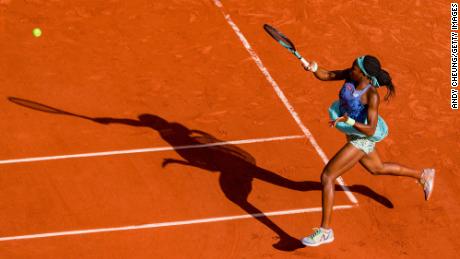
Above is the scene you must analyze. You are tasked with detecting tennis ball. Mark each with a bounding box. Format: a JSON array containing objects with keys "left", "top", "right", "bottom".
[{"left": 32, "top": 28, "right": 42, "bottom": 37}]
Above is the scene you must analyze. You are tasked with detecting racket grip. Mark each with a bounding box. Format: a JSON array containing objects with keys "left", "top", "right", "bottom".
[{"left": 300, "top": 58, "right": 310, "bottom": 68}]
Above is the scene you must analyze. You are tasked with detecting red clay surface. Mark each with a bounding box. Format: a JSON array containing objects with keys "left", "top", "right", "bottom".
[{"left": 1, "top": 0, "right": 459, "bottom": 258}]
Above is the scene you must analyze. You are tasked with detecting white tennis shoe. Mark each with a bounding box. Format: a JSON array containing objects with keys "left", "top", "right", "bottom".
[
  {"left": 420, "top": 168, "right": 435, "bottom": 201},
  {"left": 301, "top": 227, "right": 334, "bottom": 247}
]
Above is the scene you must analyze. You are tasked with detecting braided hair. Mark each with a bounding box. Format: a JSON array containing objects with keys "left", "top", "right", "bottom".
[{"left": 362, "top": 55, "right": 395, "bottom": 101}]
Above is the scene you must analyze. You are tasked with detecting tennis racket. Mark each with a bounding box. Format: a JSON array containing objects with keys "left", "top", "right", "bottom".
[{"left": 263, "top": 24, "right": 310, "bottom": 68}]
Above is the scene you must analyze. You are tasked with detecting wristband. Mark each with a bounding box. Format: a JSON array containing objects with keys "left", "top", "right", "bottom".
[
  {"left": 310, "top": 62, "right": 318, "bottom": 72},
  {"left": 345, "top": 117, "right": 355, "bottom": 126}
]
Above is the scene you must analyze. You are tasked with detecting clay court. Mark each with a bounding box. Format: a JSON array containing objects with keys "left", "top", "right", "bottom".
[{"left": 0, "top": 0, "right": 459, "bottom": 258}]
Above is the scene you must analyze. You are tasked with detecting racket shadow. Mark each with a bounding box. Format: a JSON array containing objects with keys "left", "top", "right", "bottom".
[{"left": 7, "top": 96, "right": 93, "bottom": 120}]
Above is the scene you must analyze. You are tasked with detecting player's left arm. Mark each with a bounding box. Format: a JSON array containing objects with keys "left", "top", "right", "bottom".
[
  {"left": 352, "top": 91, "right": 379, "bottom": 136},
  {"left": 331, "top": 90, "right": 379, "bottom": 136}
]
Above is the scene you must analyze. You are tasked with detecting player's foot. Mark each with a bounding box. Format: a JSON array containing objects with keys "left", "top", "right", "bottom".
[
  {"left": 420, "top": 168, "right": 435, "bottom": 201},
  {"left": 301, "top": 227, "right": 334, "bottom": 247}
]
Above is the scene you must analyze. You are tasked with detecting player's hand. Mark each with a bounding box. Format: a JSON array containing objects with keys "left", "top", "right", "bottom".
[
  {"left": 302, "top": 61, "right": 318, "bottom": 72},
  {"left": 329, "top": 114, "right": 349, "bottom": 127}
]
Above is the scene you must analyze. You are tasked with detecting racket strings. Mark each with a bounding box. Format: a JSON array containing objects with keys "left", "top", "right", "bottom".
[{"left": 263, "top": 24, "right": 296, "bottom": 50}]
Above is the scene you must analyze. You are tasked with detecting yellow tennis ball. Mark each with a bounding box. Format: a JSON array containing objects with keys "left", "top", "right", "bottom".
[{"left": 32, "top": 28, "right": 42, "bottom": 37}]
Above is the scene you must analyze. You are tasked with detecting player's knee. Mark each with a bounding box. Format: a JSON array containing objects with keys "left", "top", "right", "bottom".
[{"left": 321, "top": 171, "right": 335, "bottom": 186}]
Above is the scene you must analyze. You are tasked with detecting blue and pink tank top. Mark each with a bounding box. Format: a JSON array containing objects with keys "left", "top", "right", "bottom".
[{"left": 339, "top": 81, "right": 372, "bottom": 123}]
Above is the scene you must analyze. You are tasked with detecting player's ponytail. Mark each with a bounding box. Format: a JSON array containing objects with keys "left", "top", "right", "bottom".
[
  {"left": 362, "top": 55, "right": 396, "bottom": 101},
  {"left": 377, "top": 70, "right": 395, "bottom": 100}
]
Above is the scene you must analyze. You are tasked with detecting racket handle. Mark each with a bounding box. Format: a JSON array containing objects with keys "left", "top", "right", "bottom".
[{"left": 300, "top": 57, "right": 310, "bottom": 68}]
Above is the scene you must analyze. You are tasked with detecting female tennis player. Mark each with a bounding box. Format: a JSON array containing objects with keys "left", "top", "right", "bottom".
[{"left": 300, "top": 55, "right": 435, "bottom": 247}]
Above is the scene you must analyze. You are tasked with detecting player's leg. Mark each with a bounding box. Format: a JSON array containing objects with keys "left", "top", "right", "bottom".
[
  {"left": 302, "top": 143, "right": 365, "bottom": 247},
  {"left": 359, "top": 150, "right": 422, "bottom": 178},
  {"left": 320, "top": 144, "right": 365, "bottom": 228},
  {"left": 359, "top": 149, "right": 435, "bottom": 200}
]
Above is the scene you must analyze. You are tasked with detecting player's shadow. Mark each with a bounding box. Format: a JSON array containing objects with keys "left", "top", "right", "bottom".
[
  {"left": 5, "top": 94, "right": 394, "bottom": 251},
  {"left": 91, "top": 114, "right": 393, "bottom": 251}
]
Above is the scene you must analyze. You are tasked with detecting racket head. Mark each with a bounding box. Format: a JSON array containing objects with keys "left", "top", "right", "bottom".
[{"left": 263, "top": 24, "right": 296, "bottom": 51}]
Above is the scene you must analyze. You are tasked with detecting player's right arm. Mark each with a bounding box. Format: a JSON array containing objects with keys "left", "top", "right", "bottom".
[
  {"left": 303, "top": 62, "right": 350, "bottom": 81},
  {"left": 314, "top": 68, "right": 350, "bottom": 81}
]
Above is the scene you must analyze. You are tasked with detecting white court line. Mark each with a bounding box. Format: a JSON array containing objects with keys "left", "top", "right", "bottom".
[
  {"left": 0, "top": 205, "right": 355, "bottom": 241},
  {"left": 212, "top": 0, "right": 358, "bottom": 204},
  {"left": 0, "top": 135, "right": 304, "bottom": 165}
]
